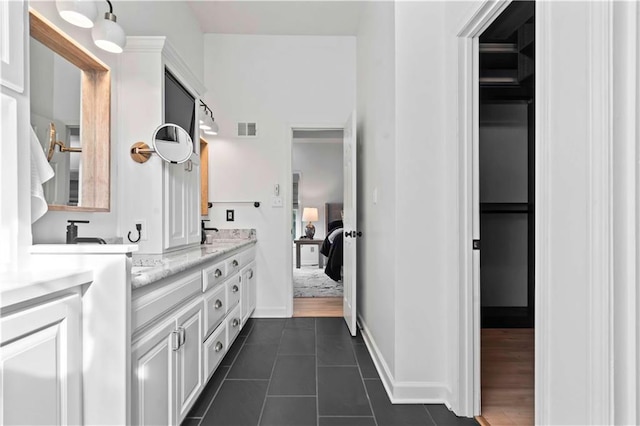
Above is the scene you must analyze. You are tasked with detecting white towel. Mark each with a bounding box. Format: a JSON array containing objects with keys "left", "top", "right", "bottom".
[{"left": 30, "top": 126, "right": 54, "bottom": 223}]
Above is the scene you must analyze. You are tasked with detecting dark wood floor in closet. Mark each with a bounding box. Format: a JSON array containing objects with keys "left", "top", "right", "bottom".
[{"left": 479, "top": 329, "right": 534, "bottom": 426}]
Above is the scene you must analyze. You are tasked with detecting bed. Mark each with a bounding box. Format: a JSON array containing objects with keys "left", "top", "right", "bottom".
[{"left": 321, "top": 203, "right": 344, "bottom": 282}]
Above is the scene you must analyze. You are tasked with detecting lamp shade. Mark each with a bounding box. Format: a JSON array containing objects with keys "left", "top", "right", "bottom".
[
  {"left": 302, "top": 207, "right": 318, "bottom": 222},
  {"left": 56, "top": 0, "right": 98, "bottom": 28},
  {"left": 92, "top": 12, "right": 126, "bottom": 53}
]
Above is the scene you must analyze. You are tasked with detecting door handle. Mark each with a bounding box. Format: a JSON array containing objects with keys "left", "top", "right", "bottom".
[{"left": 344, "top": 231, "right": 362, "bottom": 238}]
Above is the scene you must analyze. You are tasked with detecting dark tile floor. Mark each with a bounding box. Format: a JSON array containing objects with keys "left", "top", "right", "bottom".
[{"left": 183, "top": 318, "right": 478, "bottom": 426}]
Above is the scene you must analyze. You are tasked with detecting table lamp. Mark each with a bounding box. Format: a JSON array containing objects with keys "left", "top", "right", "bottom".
[{"left": 302, "top": 207, "right": 319, "bottom": 239}]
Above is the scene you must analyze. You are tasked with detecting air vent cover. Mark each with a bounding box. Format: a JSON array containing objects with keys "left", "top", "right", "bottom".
[{"left": 237, "top": 122, "right": 257, "bottom": 137}]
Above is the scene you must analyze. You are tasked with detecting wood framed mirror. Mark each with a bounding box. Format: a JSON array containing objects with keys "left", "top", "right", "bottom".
[{"left": 29, "top": 7, "right": 111, "bottom": 211}]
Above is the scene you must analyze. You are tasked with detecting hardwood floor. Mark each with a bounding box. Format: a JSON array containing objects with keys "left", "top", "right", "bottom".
[
  {"left": 480, "top": 328, "right": 534, "bottom": 426},
  {"left": 293, "top": 297, "right": 342, "bottom": 317}
]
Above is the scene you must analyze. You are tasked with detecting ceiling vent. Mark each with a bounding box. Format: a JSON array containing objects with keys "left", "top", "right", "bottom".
[{"left": 237, "top": 122, "right": 257, "bottom": 137}]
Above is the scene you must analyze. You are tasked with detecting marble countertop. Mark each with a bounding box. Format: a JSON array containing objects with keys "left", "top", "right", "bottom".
[
  {"left": 31, "top": 244, "right": 138, "bottom": 254},
  {"left": 1, "top": 269, "right": 93, "bottom": 308},
  {"left": 131, "top": 231, "right": 256, "bottom": 289}
]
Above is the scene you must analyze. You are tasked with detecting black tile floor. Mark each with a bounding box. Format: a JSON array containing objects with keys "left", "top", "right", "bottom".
[{"left": 183, "top": 318, "right": 478, "bottom": 426}]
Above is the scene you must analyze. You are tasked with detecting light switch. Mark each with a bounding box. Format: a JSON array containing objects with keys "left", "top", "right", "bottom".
[{"left": 226, "top": 210, "right": 234, "bottom": 221}]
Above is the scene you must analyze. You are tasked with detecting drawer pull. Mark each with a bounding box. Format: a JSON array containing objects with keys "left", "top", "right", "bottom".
[
  {"left": 215, "top": 341, "right": 224, "bottom": 352},
  {"left": 232, "top": 285, "right": 239, "bottom": 293},
  {"left": 232, "top": 318, "right": 240, "bottom": 328},
  {"left": 214, "top": 269, "right": 222, "bottom": 278},
  {"left": 179, "top": 327, "right": 186, "bottom": 346},
  {"left": 232, "top": 260, "right": 239, "bottom": 267},
  {"left": 214, "top": 299, "right": 223, "bottom": 309},
  {"left": 172, "top": 331, "right": 180, "bottom": 351}
]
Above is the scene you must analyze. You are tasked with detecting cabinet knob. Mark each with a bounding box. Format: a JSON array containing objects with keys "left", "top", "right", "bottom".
[
  {"left": 215, "top": 341, "right": 224, "bottom": 352},
  {"left": 232, "top": 318, "right": 240, "bottom": 328},
  {"left": 232, "top": 259, "right": 239, "bottom": 267},
  {"left": 214, "top": 269, "right": 222, "bottom": 278},
  {"left": 214, "top": 299, "right": 223, "bottom": 309},
  {"left": 232, "top": 285, "right": 239, "bottom": 293}
]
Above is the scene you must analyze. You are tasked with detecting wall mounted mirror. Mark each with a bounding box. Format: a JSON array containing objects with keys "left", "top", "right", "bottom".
[
  {"left": 130, "top": 124, "right": 193, "bottom": 164},
  {"left": 29, "top": 8, "right": 111, "bottom": 211}
]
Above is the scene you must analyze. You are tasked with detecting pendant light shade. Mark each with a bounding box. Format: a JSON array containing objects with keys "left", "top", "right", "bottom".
[
  {"left": 56, "top": 0, "right": 98, "bottom": 28},
  {"left": 92, "top": 11, "right": 126, "bottom": 53}
]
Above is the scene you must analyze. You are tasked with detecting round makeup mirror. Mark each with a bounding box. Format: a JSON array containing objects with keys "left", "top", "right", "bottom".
[
  {"left": 152, "top": 123, "right": 193, "bottom": 163},
  {"left": 130, "top": 123, "right": 193, "bottom": 164}
]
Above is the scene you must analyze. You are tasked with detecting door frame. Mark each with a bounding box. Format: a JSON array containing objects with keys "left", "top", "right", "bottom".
[
  {"left": 285, "top": 122, "right": 346, "bottom": 317},
  {"left": 456, "top": 0, "right": 514, "bottom": 417},
  {"left": 457, "top": 0, "right": 618, "bottom": 422}
]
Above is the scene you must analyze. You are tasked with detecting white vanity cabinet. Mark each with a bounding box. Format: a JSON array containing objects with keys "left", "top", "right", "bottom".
[
  {"left": 1, "top": 293, "right": 83, "bottom": 426},
  {"left": 131, "top": 244, "right": 256, "bottom": 425},
  {"left": 132, "top": 295, "right": 203, "bottom": 426},
  {"left": 241, "top": 261, "right": 257, "bottom": 323}
]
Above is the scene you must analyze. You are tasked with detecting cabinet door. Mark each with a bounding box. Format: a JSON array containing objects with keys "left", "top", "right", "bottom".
[
  {"left": 185, "top": 162, "right": 201, "bottom": 245},
  {"left": 241, "top": 262, "right": 257, "bottom": 323},
  {"left": 165, "top": 161, "right": 201, "bottom": 249},
  {"left": 227, "top": 273, "right": 241, "bottom": 309},
  {"left": 165, "top": 162, "right": 188, "bottom": 249},
  {"left": 0, "top": 0, "right": 25, "bottom": 92},
  {"left": 1, "top": 294, "right": 82, "bottom": 426},
  {"left": 132, "top": 319, "right": 177, "bottom": 426},
  {"left": 175, "top": 298, "right": 203, "bottom": 423}
]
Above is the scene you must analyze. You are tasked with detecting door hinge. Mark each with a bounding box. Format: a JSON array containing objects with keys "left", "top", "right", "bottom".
[{"left": 473, "top": 240, "right": 480, "bottom": 250}]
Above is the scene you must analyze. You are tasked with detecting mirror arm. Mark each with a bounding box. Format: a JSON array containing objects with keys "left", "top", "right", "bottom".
[
  {"left": 47, "top": 122, "right": 83, "bottom": 162},
  {"left": 130, "top": 142, "right": 155, "bottom": 163}
]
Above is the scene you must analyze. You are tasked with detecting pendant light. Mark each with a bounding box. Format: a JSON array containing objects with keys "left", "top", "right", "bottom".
[
  {"left": 56, "top": 0, "right": 98, "bottom": 28},
  {"left": 92, "top": 0, "right": 126, "bottom": 54}
]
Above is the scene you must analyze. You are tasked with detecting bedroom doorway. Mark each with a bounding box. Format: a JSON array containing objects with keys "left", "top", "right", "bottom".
[{"left": 291, "top": 128, "right": 344, "bottom": 318}]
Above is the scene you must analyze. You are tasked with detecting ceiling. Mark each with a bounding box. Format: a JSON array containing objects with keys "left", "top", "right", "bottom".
[{"left": 186, "top": 1, "right": 364, "bottom": 36}]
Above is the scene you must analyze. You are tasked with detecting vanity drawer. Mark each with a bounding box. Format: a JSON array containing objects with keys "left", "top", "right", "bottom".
[
  {"left": 226, "top": 249, "right": 253, "bottom": 276},
  {"left": 203, "top": 284, "right": 227, "bottom": 339},
  {"left": 203, "top": 321, "right": 227, "bottom": 381},
  {"left": 226, "top": 273, "right": 241, "bottom": 309},
  {"left": 132, "top": 271, "right": 201, "bottom": 332},
  {"left": 202, "top": 261, "right": 226, "bottom": 292},
  {"left": 226, "top": 304, "right": 242, "bottom": 346}
]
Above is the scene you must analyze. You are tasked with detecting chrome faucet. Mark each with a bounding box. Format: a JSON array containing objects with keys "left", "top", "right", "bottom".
[{"left": 66, "top": 220, "right": 107, "bottom": 244}]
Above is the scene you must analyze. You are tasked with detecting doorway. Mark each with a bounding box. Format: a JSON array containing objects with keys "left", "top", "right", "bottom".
[
  {"left": 477, "top": 2, "right": 535, "bottom": 424},
  {"left": 291, "top": 128, "right": 344, "bottom": 317}
]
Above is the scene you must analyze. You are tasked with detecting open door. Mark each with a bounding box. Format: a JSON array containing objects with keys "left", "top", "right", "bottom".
[{"left": 343, "top": 111, "right": 357, "bottom": 336}]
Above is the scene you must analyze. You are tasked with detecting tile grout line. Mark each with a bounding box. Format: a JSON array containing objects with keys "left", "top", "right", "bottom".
[
  {"left": 315, "top": 318, "right": 320, "bottom": 426},
  {"left": 255, "top": 322, "right": 286, "bottom": 426},
  {"left": 351, "top": 327, "right": 379, "bottom": 426},
  {"left": 194, "top": 320, "right": 252, "bottom": 426},
  {"left": 423, "top": 404, "right": 438, "bottom": 426}
]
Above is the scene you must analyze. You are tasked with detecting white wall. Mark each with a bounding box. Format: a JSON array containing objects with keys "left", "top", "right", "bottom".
[
  {"left": 356, "top": 0, "right": 398, "bottom": 385},
  {"left": 28, "top": 1, "right": 203, "bottom": 245},
  {"left": 203, "top": 34, "right": 356, "bottom": 316}
]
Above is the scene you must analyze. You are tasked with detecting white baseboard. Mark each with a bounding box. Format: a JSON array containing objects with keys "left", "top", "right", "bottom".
[{"left": 358, "top": 315, "right": 451, "bottom": 405}]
